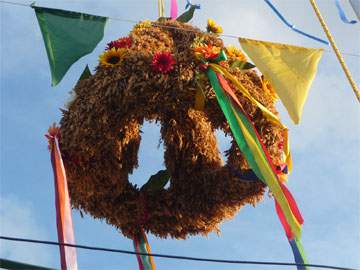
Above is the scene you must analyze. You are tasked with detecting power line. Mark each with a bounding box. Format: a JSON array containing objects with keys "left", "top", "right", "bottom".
[
  {"left": 1, "top": 236, "right": 358, "bottom": 270},
  {"left": 1, "top": 0, "right": 360, "bottom": 58}
]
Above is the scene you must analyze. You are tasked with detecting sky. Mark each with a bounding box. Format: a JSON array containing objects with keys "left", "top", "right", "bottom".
[{"left": 0, "top": 0, "right": 359, "bottom": 269}]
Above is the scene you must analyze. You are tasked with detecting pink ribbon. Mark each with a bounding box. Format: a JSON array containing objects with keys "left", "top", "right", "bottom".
[{"left": 170, "top": 0, "right": 178, "bottom": 19}]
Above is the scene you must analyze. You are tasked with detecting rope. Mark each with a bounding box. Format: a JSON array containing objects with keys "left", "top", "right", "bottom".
[
  {"left": 0, "top": 236, "right": 358, "bottom": 270},
  {"left": 309, "top": 0, "right": 360, "bottom": 103}
]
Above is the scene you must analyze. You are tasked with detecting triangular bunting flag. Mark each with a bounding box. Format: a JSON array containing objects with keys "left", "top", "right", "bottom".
[
  {"left": 239, "top": 38, "right": 323, "bottom": 124},
  {"left": 177, "top": 2, "right": 200, "bottom": 23},
  {"left": 33, "top": 5, "right": 107, "bottom": 86},
  {"left": 78, "top": 65, "right": 92, "bottom": 82}
]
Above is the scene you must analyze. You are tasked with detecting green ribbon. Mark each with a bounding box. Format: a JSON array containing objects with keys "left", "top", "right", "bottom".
[{"left": 206, "top": 68, "right": 265, "bottom": 184}]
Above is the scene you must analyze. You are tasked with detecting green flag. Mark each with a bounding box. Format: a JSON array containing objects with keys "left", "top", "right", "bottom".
[
  {"left": 176, "top": 4, "right": 199, "bottom": 23},
  {"left": 78, "top": 65, "right": 92, "bottom": 81},
  {"left": 0, "top": 258, "right": 55, "bottom": 270},
  {"left": 32, "top": 5, "right": 107, "bottom": 86}
]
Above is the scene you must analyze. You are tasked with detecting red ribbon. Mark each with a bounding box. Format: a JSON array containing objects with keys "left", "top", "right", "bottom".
[{"left": 46, "top": 125, "right": 77, "bottom": 270}]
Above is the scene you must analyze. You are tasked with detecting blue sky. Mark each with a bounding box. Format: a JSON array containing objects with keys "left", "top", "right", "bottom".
[{"left": 0, "top": 0, "right": 359, "bottom": 269}]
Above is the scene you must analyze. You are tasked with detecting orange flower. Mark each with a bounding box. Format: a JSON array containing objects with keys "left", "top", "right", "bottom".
[{"left": 193, "top": 44, "right": 220, "bottom": 60}]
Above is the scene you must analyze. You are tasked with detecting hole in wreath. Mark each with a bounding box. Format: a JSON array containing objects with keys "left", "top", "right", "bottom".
[
  {"left": 215, "top": 129, "right": 232, "bottom": 164},
  {"left": 128, "top": 120, "right": 169, "bottom": 190}
]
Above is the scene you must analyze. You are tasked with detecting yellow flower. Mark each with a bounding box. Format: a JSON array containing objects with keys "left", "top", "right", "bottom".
[
  {"left": 133, "top": 20, "right": 152, "bottom": 31},
  {"left": 261, "top": 75, "right": 278, "bottom": 101},
  {"left": 207, "top": 19, "right": 223, "bottom": 34},
  {"left": 99, "top": 48, "right": 125, "bottom": 67},
  {"left": 225, "top": 45, "right": 247, "bottom": 62}
]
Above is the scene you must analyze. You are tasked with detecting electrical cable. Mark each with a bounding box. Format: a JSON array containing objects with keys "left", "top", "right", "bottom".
[
  {"left": 0, "top": 236, "right": 358, "bottom": 270},
  {"left": 1, "top": 0, "right": 360, "bottom": 58}
]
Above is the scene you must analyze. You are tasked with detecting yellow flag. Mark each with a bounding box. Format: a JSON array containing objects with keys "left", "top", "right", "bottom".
[{"left": 239, "top": 38, "right": 323, "bottom": 124}]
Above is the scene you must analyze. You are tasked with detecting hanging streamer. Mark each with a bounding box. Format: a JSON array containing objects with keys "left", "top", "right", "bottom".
[
  {"left": 263, "top": 0, "right": 329, "bottom": 45},
  {"left": 158, "top": 0, "right": 165, "bottom": 18},
  {"left": 201, "top": 50, "right": 308, "bottom": 268},
  {"left": 133, "top": 230, "right": 156, "bottom": 270},
  {"left": 170, "top": 0, "right": 178, "bottom": 19},
  {"left": 335, "top": 0, "right": 357, "bottom": 24},
  {"left": 207, "top": 66, "right": 301, "bottom": 239},
  {"left": 46, "top": 125, "right": 78, "bottom": 270}
]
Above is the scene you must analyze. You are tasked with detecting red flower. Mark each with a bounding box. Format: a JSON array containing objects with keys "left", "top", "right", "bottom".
[
  {"left": 106, "top": 37, "right": 132, "bottom": 50},
  {"left": 151, "top": 52, "right": 175, "bottom": 74}
]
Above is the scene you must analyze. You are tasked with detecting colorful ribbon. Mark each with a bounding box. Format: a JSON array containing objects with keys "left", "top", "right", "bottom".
[
  {"left": 263, "top": 0, "right": 329, "bottom": 45},
  {"left": 170, "top": 0, "right": 178, "bottom": 19},
  {"left": 202, "top": 51, "right": 307, "bottom": 269},
  {"left": 335, "top": 0, "right": 357, "bottom": 24},
  {"left": 46, "top": 125, "right": 78, "bottom": 270},
  {"left": 133, "top": 230, "right": 156, "bottom": 270},
  {"left": 210, "top": 63, "right": 292, "bottom": 177}
]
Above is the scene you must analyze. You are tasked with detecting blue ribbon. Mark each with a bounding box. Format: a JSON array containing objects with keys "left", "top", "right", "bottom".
[
  {"left": 185, "top": 0, "right": 200, "bottom": 10},
  {"left": 335, "top": 0, "right": 357, "bottom": 24},
  {"left": 229, "top": 166, "right": 260, "bottom": 182},
  {"left": 289, "top": 239, "right": 308, "bottom": 270},
  {"left": 264, "top": 0, "right": 329, "bottom": 45}
]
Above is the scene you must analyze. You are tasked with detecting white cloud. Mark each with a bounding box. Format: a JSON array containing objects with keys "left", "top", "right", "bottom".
[{"left": 0, "top": 195, "right": 55, "bottom": 267}]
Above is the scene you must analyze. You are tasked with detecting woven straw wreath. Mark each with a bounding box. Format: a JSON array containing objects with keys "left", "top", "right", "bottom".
[{"left": 59, "top": 20, "right": 285, "bottom": 239}]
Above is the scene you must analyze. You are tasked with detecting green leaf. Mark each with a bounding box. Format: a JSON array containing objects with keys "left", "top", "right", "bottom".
[
  {"left": 141, "top": 170, "right": 170, "bottom": 192},
  {"left": 79, "top": 65, "right": 92, "bottom": 81},
  {"left": 230, "top": 60, "right": 256, "bottom": 70},
  {"left": 176, "top": 5, "right": 197, "bottom": 23}
]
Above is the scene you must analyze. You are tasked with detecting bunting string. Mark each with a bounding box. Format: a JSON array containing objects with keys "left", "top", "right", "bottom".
[
  {"left": 1, "top": 1, "right": 360, "bottom": 57},
  {"left": 263, "top": 0, "right": 329, "bottom": 45}
]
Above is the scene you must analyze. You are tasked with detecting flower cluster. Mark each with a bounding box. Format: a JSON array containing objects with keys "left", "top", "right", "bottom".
[
  {"left": 151, "top": 52, "right": 175, "bottom": 74},
  {"left": 99, "top": 36, "right": 132, "bottom": 67}
]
